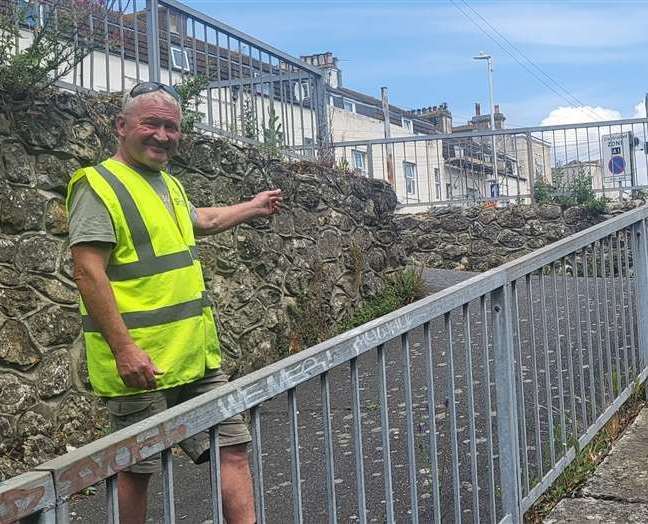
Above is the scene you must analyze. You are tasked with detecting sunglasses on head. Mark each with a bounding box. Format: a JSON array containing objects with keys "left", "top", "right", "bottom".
[{"left": 129, "top": 81, "right": 181, "bottom": 102}]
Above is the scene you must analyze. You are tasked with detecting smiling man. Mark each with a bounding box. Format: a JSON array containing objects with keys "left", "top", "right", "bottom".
[{"left": 66, "top": 82, "right": 281, "bottom": 524}]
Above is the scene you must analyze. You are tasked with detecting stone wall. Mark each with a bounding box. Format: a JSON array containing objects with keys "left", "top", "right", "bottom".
[
  {"left": 397, "top": 201, "right": 643, "bottom": 272},
  {"left": 0, "top": 91, "right": 401, "bottom": 479}
]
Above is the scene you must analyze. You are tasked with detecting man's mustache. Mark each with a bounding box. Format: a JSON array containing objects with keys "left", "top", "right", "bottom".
[{"left": 144, "top": 141, "right": 172, "bottom": 150}]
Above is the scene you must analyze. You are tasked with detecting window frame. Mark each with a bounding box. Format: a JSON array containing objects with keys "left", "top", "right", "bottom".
[
  {"left": 352, "top": 149, "right": 367, "bottom": 174},
  {"left": 403, "top": 161, "right": 417, "bottom": 196},
  {"left": 170, "top": 46, "right": 191, "bottom": 72},
  {"left": 343, "top": 98, "right": 356, "bottom": 113}
]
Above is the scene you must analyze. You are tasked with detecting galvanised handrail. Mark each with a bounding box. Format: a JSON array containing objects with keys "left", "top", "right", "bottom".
[
  {"left": 327, "top": 116, "right": 648, "bottom": 147},
  {"left": 2, "top": 205, "right": 648, "bottom": 522},
  {"left": 324, "top": 117, "right": 648, "bottom": 209}
]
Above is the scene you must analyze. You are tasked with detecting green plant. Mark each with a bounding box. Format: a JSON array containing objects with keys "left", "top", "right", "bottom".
[
  {"left": 0, "top": 0, "right": 109, "bottom": 98},
  {"left": 339, "top": 267, "right": 426, "bottom": 332},
  {"left": 174, "top": 74, "right": 209, "bottom": 133},
  {"left": 241, "top": 96, "right": 258, "bottom": 140},
  {"left": 534, "top": 167, "right": 608, "bottom": 216},
  {"left": 286, "top": 266, "right": 426, "bottom": 354},
  {"left": 261, "top": 105, "right": 284, "bottom": 157}
]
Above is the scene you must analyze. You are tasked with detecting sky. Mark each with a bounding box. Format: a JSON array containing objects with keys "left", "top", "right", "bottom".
[{"left": 182, "top": 0, "right": 648, "bottom": 129}]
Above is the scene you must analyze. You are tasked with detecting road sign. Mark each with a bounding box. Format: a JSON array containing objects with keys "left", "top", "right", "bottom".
[{"left": 601, "top": 132, "right": 634, "bottom": 184}]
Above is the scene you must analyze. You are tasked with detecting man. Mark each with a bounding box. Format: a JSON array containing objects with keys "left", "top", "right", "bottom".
[{"left": 66, "top": 82, "right": 282, "bottom": 524}]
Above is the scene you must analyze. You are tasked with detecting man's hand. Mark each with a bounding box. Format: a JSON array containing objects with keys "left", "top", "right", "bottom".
[
  {"left": 250, "top": 189, "right": 283, "bottom": 217},
  {"left": 114, "top": 343, "right": 163, "bottom": 390}
]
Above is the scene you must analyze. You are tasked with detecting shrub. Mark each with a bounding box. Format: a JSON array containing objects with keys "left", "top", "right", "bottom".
[
  {"left": 0, "top": 0, "right": 107, "bottom": 99},
  {"left": 534, "top": 167, "right": 608, "bottom": 215}
]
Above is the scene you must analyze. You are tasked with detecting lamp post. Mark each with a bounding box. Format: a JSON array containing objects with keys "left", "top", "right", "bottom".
[{"left": 473, "top": 52, "right": 499, "bottom": 199}]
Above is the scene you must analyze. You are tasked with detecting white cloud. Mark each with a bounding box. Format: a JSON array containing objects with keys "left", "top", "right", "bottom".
[
  {"left": 634, "top": 101, "right": 646, "bottom": 118},
  {"left": 540, "top": 106, "right": 622, "bottom": 126}
]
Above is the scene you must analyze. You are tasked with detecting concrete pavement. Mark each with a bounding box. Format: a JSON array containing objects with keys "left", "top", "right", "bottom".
[{"left": 545, "top": 406, "right": 648, "bottom": 523}]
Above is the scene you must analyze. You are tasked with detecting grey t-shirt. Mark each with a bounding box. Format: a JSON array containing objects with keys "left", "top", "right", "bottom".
[{"left": 68, "top": 171, "right": 198, "bottom": 247}]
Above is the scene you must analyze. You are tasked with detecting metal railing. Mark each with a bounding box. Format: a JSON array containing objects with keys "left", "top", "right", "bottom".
[
  {"left": 5, "top": 0, "right": 328, "bottom": 149},
  {"left": 320, "top": 117, "right": 648, "bottom": 210},
  {"left": 2, "top": 205, "right": 648, "bottom": 522}
]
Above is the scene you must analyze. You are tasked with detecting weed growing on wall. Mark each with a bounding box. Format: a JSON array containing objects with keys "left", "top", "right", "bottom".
[
  {"left": 174, "top": 74, "right": 209, "bottom": 133},
  {"left": 287, "top": 266, "right": 427, "bottom": 353},
  {"left": 534, "top": 168, "right": 608, "bottom": 215},
  {"left": 338, "top": 267, "right": 426, "bottom": 332}
]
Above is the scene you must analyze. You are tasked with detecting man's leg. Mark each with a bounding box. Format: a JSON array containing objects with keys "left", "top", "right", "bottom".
[
  {"left": 117, "top": 471, "right": 152, "bottom": 524},
  {"left": 220, "top": 443, "right": 255, "bottom": 524},
  {"left": 177, "top": 371, "right": 254, "bottom": 522}
]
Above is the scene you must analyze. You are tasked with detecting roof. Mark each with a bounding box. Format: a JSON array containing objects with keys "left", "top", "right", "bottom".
[{"left": 328, "top": 86, "right": 440, "bottom": 135}]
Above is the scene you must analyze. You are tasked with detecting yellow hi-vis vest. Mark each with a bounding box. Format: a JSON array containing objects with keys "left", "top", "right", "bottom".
[{"left": 66, "top": 158, "right": 221, "bottom": 397}]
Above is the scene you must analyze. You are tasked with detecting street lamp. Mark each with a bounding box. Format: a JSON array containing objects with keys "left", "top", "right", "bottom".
[{"left": 473, "top": 52, "right": 499, "bottom": 198}]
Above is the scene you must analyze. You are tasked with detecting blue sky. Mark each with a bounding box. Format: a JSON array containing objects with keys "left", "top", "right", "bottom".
[{"left": 183, "top": 0, "right": 648, "bottom": 128}]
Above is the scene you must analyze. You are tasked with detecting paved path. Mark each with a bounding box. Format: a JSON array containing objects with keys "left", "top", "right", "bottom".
[
  {"left": 545, "top": 406, "right": 648, "bottom": 523},
  {"left": 69, "top": 267, "right": 640, "bottom": 523}
]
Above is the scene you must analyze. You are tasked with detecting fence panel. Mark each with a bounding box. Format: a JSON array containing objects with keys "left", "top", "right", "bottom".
[
  {"left": 324, "top": 118, "right": 648, "bottom": 211},
  {"left": 4, "top": 0, "right": 327, "bottom": 150}
]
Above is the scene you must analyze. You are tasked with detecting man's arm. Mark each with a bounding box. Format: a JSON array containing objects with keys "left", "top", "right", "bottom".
[
  {"left": 194, "top": 189, "right": 282, "bottom": 236},
  {"left": 71, "top": 243, "right": 161, "bottom": 390}
]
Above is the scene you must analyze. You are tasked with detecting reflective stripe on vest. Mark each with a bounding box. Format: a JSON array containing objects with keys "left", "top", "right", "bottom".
[
  {"left": 81, "top": 291, "right": 213, "bottom": 332},
  {"left": 93, "top": 164, "right": 199, "bottom": 280}
]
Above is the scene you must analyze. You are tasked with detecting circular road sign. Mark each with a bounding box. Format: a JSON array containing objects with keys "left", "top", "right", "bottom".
[{"left": 608, "top": 155, "right": 626, "bottom": 175}]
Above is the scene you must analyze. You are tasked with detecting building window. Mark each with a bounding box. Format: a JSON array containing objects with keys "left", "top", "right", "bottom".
[
  {"left": 170, "top": 47, "right": 191, "bottom": 71},
  {"left": 402, "top": 117, "right": 413, "bottom": 133},
  {"left": 352, "top": 150, "right": 367, "bottom": 174},
  {"left": 535, "top": 158, "right": 544, "bottom": 179},
  {"left": 20, "top": 0, "right": 46, "bottom": 28},
  {"left": 343, "top": 98, "right": 356, "bottom": 113},
  {"left": 168, "top": 13, "right": 181, "bottom": 35},
  {"left": 434, "top": 168, "right": 441, "bottom": 200},
  {"left": 403, "top": 161, "right": 417, "bottom": 195},
  {"left": 490, "top": 182, "right": 500, "bottom": 198},
  {"left": 293, "top": 80, "right": 310, "bottom": 102},
  {"left": 446, "top": 183, "right": 453, "bottom": 199}
]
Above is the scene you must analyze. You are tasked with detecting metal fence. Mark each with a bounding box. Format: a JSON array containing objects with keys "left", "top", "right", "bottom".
[
  {"left": 2, "top": 204, "right": 648, "bottom": 522},
  {"left": 322, "top": 117, "right": 648, "bottom": 210},
  {"left": 4, "top": 0, "right": 328, "bottom": 149}
]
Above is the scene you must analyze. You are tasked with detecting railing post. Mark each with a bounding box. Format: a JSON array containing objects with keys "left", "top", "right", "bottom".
[
  {"left": 313, "top": 74, "right": 330, "bottom": 148},
  {"left": 491, "top": 285, "right": 522, "bottom": 523},
  {"left": 634, "top": 220, "right": 648, "bottom": 377},
  {"left": 146, "top": 0, "right": 161, "bottom": 82},
  {"left": 526, "top": 131, "right": 536, "bottom": 204},
  {"left": 367, "top": 143, "right": 374, "bottom": 179}
]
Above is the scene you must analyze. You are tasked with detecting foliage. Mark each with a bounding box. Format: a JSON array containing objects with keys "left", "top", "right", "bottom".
[
  {"left": 261, "top": 105, "right": 284, "bottom": 158},
  {"left": 534, "top": 166, "right": 608, "bottom": 215},
  {"left": 338, "top": 267, "right": 426, "bottom": 332},
  {"left": 0, "top": 0, "right": 107, "bottom": 98},
  {"left": 287, "top": 264, "right": 426, "bottom": 352},
  {"left": 174, "top": 74, "right": 209, "bottom": 133},
  {"left": 242, "top": 97, "right": 257, "bottom": 140}
]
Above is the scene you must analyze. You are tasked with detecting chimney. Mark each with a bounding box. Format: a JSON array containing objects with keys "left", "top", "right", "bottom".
[
  {"left": 475, "top": 102, "right": 481, "bottom": 116},
  {"left": 411, "top": 103, "right": 453, "bottom": 133},
  {"left": 300, "top": 52, "right": 342, "bottom": 88},
  {"left": 494, "top": 104, "right": 500, "bottom": 114}
]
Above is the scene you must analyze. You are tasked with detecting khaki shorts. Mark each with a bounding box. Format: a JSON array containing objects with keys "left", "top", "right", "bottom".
[{"left": 105, "top": 368, "right": 251, "bottom": 474}]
